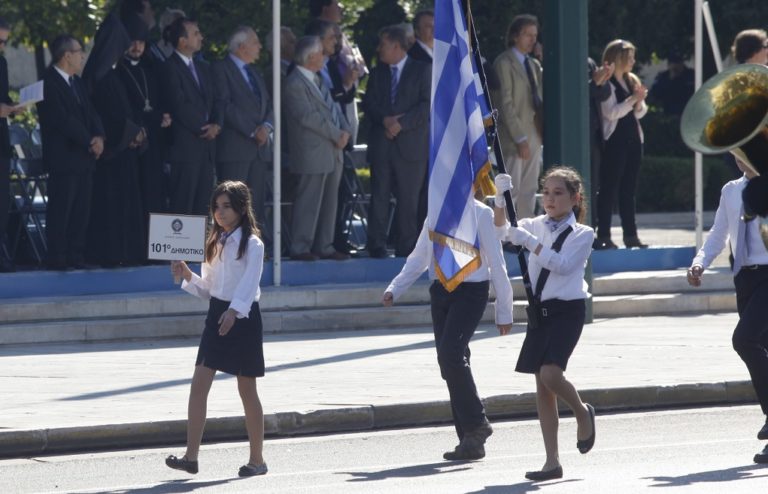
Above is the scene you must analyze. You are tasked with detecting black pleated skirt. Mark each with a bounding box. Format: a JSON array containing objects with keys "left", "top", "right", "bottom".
[
  {"left": 196, "top": 297, "right": 265, "bottom": 377},
  {"left": 515, "top": 298, "right": 585, "bottom": 374}
]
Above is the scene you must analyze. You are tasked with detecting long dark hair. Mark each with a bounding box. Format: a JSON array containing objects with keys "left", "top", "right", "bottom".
[
  {"left": 204, "top": 181, "right": 260, "bottom": 262},
  {"left": 540, "top": 165, "right": 587, "bottom": 223}
]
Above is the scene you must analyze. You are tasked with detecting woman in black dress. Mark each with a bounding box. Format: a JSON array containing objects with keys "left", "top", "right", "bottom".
[
  {"left": 494, "top": 167, "right": 596, "bottom": 481},
  {"left": 166, "top": 181, "right": 268, "bottom": 477}
]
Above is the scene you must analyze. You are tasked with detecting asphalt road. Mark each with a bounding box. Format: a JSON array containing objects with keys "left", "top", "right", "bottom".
[{"left": 1, "top": 405, "right": 766, "bottom": 493}]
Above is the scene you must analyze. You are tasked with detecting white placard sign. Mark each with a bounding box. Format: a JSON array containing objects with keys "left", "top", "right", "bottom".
[
  {"left": 148, "top": 213, "right": 207, "bottom": 262},
  {"left": 16, "top": 80, "right": 44, "bottom": 108}
]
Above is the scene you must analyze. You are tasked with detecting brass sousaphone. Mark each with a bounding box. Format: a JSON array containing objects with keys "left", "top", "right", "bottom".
[{"left": 680, "top": 63, "right": 768, "bottom": 246}]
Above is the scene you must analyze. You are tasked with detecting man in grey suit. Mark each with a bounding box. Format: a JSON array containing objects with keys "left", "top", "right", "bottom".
[
  {"left": 213, "top": 26, "right": 273, "bottom": 231},
  {"left": 492, "top": 14, "right": 543, "bottom": 219},
  {"left": 162, "top": 17, "right": 222, "bottom": 215},
  {"left": 362, "top": 25, "right": 430, "bottom": 258},
  {"left": 283, "top": 36, "right": 351, "bottom": 261}
]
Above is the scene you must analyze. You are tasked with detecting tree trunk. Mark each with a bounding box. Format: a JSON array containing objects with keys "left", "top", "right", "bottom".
[{"left": 35, "top": 44, "right": 46, "bottom": 80}]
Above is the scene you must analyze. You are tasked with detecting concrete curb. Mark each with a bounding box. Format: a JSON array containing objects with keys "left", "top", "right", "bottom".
[{"left": 0, "top": 380, "right": 756, "bottom": 459}]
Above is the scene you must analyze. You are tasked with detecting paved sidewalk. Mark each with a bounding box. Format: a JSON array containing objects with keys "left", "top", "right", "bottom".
[{"left": 0, "top": 311, "right": 755, "bottom": 457}]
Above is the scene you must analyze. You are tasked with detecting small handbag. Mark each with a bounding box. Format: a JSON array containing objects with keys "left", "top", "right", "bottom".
[{"left": 526, "top": 226, "right": 573, "bottom": 330}]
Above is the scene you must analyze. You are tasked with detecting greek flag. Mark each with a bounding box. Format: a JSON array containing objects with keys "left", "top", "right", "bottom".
[{"left": 429, "top": 0, "right": 493, "bottom": 292}]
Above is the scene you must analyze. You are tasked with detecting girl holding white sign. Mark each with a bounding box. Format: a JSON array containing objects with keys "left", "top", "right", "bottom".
[{"left": 166, "top": 181, "right": 268, "bottom": 478}]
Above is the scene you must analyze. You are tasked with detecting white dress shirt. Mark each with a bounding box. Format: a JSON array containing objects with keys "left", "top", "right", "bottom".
[
  {"left": 385, "top": 200, "right": 514, "bottom": 325},
  {"left": 182, "top": 227, "right": 264, "bottom": 318},
  {"left": 692, "top": 176, "right": 768, "bottom": 272},
  {"left": 498, "top": 213, "right": 594, "bottom": 301},
  {"left": 601, "top": 78, "right": 647, "bottom": 142}
]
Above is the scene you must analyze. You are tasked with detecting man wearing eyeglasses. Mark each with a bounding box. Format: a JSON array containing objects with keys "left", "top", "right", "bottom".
[
  {"left": 37, "top": 34, "right": 105, "bottom": 270},
  {"left": 0, "top": 17, "right": 20, "bottom": 272}
]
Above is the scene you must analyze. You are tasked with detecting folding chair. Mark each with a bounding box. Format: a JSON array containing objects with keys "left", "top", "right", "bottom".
[{"left": 8, "top": 124, "right": 48, "bottom": 265}]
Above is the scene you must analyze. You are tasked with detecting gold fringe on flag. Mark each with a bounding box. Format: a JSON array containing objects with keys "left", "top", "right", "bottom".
[
  {"left": 474, "top": 160, "right": 496, "bottom": 197},
  {"left": 429, "top": 229, "right": 483, "bottom": 292}
]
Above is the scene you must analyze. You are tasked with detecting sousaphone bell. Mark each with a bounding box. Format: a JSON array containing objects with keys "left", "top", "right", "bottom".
[{"left": 680, "top": 63, "right": 768, "bottom": 247}]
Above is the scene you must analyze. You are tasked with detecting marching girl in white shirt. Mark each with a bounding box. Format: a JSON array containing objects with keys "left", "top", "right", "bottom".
[
  {"left": 494, "top": 166, "right": 596, "bottom": 481},
  {"left": 166, "top": 181, "right": 268, "bottom": 478},
  {"left": 382, "top": 187, "right": 514, "bottom": 462}
]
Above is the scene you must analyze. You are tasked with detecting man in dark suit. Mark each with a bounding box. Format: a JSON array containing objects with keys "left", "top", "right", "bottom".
[
  {"left": 0, "top": 18, "right": 20, "bottom": 272},
  {"left": 362, "top": 25, "right": 430, "bottom": 258},
  {"left": 163, "top": 17, "right": 222, "bottom": 215},
  {"left": 37, "top": 35, "right": 105, "bottom": 270},
  {"left": 408, "top": 9, "right": 434, "bottom": 63},
  {"left": 213, "top": 26, "right": 273, "bottom": 231},
  {"left": 284, "top": 36, "right": 351, "bottom": 261}
]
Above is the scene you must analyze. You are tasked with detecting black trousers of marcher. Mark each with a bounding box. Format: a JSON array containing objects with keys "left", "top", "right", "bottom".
[
  {"left": 733, "top": 266, "right": 768, "bottom": 416},
  {"left": 596, "top": 134, "right": 642, "bottom": 240},
  {"left": 429, "top": 280, "right": 489, "bottom": 440}
]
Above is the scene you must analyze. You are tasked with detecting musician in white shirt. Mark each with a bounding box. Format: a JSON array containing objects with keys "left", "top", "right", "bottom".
[
  {"left": 688, "top": 158, "right": 768, "bottom": 464},
  {"left": 383, "top": 189, "right": 513, "bottom": 462}
]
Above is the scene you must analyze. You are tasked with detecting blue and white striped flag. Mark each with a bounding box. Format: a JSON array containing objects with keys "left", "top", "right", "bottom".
[{"left": 429, "top": 0, "right": 492, "bottom": 292}]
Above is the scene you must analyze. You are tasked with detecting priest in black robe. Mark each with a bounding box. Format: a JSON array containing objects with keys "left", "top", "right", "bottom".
[{"left": 84, "top": 13, "right": 146, "bottom": 266}]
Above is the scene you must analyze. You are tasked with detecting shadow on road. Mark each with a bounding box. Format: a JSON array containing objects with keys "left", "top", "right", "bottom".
[
  {"left": 643, "top": 463, "right": 768, "bottom": 486},
  {"left": 465, "top": 478, "right": 582, "bottom": 493},
  {"left": 339, "top": 460, "right": 472, "bottom": 482},
  {"left": 79, "top": 477, "right": 241, "bottom": 493}
]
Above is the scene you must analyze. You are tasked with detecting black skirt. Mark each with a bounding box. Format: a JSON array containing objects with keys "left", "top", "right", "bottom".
[
  {"left": 515, "top": 298, "right": 585, "bottom": 374},
  {"left": 196, "top": 297, "right": 265, "bottom": 377}
]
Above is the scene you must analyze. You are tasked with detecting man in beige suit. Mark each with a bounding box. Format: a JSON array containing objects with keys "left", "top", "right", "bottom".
[
  {"left": 284, "top": 36, "right": 351, "bottom": 261},
  {"left": 493, "top": 14, "right": 542, "bottom": 219}
]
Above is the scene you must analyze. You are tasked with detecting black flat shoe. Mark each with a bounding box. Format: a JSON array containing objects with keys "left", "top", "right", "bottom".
[
  {"left": 623, "top": 236, "right": 648, "bottom": 249},
  {"left": 525, "top": 465, "right": 563, "bottom": 481},
  {"left": 592, "top": 238, "right": 618, "bottom": 250},
  {"left": 758, "top": 418, "right": 768, "bottom": 440},
  {"left": 577, "top": 403, "right": 596, "bottom": 454},
  {"left": 754, "top": 444, "right": 768, "bottom": 464},
  {"left": 165, "top": 454, "right": 198, "bottom": 474}
]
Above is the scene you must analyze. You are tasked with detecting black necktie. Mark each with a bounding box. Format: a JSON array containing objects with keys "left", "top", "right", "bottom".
[
  {"left": 68, "top": 76, "right": 81, "bottom": 105},
  {"left": 523, "top": 57, "right": 542, "bottom": 110}
]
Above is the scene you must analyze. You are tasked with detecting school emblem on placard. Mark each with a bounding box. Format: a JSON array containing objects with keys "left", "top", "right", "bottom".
[{"left": 171, "top": 219, "right": 183, "bottom": 233}]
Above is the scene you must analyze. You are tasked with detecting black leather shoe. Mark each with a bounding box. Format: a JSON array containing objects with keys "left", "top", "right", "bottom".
[
  {"left": 754, "top": 444, "right": 768, "bottom": 464},
  {"left": 368, "top": 247, "right": 389, "bottom": 259},
  {"left": 592, "top": 238, "right": 618, "bottom": 250},
  {"left": 525, "top": 465, "right": 563, "bottom": 481},
  {"left": 443, "top": 443, "right": 485, "bottom": 461},
  {"left": 758, "top": 418, "right": 768, "bottom": 440},
  {"left": 165, "top": 454, "right": 198, "bottom": 474},
  {"left": 624, "top": 236, "right": 649, "bottom": 249},
  {"left": 577, "top": 403, "right": 596, "bottom": 454},
  {"left": 465, "top": 419, "right": 493, "bottom": 446}
]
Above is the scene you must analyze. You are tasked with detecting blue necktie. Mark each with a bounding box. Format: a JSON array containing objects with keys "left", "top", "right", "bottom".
[
  {"left": 244, "top": 66, "right": 262, "bottom": 103},
  {"left": 188, "top": 59, "right": 202, "bottom": 90},
  {"left": 68, "top": 76, "right": 81, "bottom": 105},
  {"left": 390, "top": 65, "right": 399, "bottom": 105},
  {"left": 315, "top": 74, "right": 341, "bottom": 127}
]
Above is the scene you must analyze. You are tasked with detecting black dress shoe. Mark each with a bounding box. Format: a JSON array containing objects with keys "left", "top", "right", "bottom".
[
  {"left": 754, "top": 444, "right": 768, "bottom": 464},
  {"left": 592, "top": 238, "right": 618, "bottom": 250},
  {"left": 165, "top": 454, "right": 198, "bottom": 474},
  {"left": 758, "top": 418, "right": 768, "bottom": 440},
  {"left": 290, "top": 252, "right": 318, "bottom": 261},
  {"left": 368, "top": 247, "right": 389, "bottom": 259},
  {"left": 624, "top": 236, "right": 649, "bottom": 249},
  {"left": 577, "top": 403, "right": 596, "bottom": 454},
  {"left": 443, "top": 443, "right": 485, "bottom": 461},
  {"left": 525, "top": 465, "right": 563, "bottom": 481}
]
